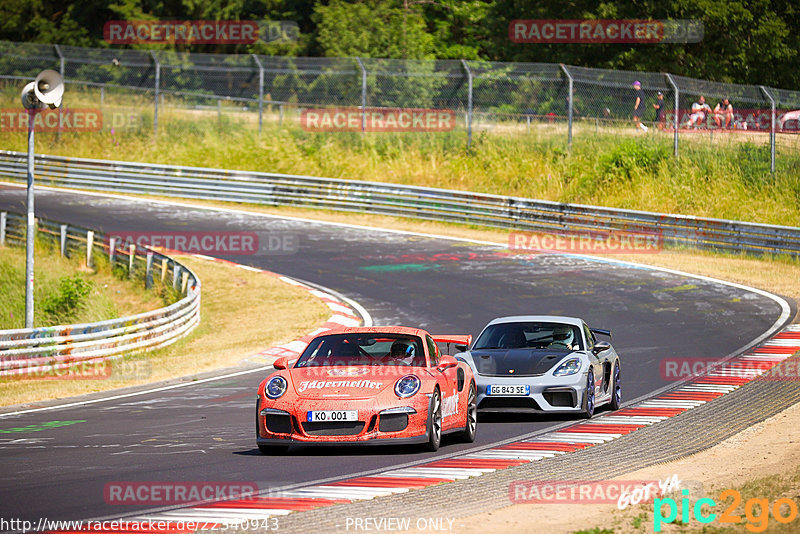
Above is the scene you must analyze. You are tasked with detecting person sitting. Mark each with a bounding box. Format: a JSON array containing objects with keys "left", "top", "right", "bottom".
[
  {"left": 687, "top": 96, "right": 712, "bottom": 128},
  {"left": 387, "top": 339, "right": 417, "bottom": 366},
  {"left": 548, "top": 326, "right": 576, "bottom": 351},
  {"left": 713, "top": 98, "right": 734, "bottom": 129}
]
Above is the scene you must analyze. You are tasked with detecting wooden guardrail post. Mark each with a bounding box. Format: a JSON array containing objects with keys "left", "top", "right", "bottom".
[
  {"left": 145, "top": 252, "right": 154, "bottom": 289},
  {"left": 86, "top": 230, "right": 94, "bottom": 267},
  {"left": 108, "top": 237, "right": 116, "bottom": 266},
  {"left": 128, "top": 244, "right": 135, "bottom": 277},
  {"left": 60, "top": 224, "right": 67, "bottom": 257}
]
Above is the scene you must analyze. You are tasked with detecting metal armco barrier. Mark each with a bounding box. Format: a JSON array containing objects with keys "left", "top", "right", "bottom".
[
  {"left": 0, "top": 150, "right": 798, "bottom": 257},
  {"left": 0, "top": 210, "right": 201, "bottom": 377}
]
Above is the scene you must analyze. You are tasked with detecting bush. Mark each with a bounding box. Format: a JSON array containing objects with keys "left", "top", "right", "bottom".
[
  {"left": 41, "top": 274, "right": 93, "bottom": 324},
  {"left": 599, "top": 139, "right": 670, "bottom": 181}
]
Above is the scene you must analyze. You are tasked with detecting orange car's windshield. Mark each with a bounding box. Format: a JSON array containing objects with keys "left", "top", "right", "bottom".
[{"left": 295, "top": 334, "right": 426, "bottom": 367}]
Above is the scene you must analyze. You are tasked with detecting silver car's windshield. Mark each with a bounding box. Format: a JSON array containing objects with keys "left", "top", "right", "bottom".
[{"left": 473, "top": 322, "right": 583, "bottom": 351}]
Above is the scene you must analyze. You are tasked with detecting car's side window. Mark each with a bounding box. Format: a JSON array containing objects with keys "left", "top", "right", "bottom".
[
  {"left": 426, "top": 335, "right": 439, "bottom": 366},
  {"left": 583, "top": 323, "right": 595, "bottom": 350}
]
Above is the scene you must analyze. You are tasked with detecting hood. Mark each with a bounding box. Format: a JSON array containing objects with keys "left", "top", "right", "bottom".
[
  {"left": 288, "top": 366, "right": 400, "bottom": 399},
  {"left": 469, "top": 349, "right": 575, "bottom": 376}
]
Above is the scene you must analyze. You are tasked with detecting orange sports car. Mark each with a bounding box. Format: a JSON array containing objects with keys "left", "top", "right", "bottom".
[{"left": 256, "top": 326, "right": 476, "bottom": 453}]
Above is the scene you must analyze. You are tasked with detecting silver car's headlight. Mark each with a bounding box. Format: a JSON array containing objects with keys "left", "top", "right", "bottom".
[
  {"left": 553, "top": 358, "right": 582, "bottom": 376},
  {"left": 265, "top": 376, "right": 288, "bottom": 399},
  {"left": 394, "top": 375, "right": 421, "bottom": 398}
]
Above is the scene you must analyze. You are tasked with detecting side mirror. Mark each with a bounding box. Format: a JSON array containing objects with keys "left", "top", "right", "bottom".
[
  {"left": 591, "top": 341, "right": 611, "bottom": 355},
  {"left": 273, "top": 356, "right": 289, "bottom": 370},
  {"left": 455, "top": 344, "right": 468, "bottom": 353},
  {"left": 437, "top": 355, "right": 458, "bottom": 372}
]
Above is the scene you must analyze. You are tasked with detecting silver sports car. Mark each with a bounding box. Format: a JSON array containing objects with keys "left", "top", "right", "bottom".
[{"left": 456, "top": 316, "right": 621, "bottom": 418}]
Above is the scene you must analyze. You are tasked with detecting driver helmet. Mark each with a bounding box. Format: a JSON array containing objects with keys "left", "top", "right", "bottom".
[
  {"left": 552, "top": 326, "right": 575, "bottom": 348},
  {"left": 390, "top": 340, "right": 415, "bottom": 361}
]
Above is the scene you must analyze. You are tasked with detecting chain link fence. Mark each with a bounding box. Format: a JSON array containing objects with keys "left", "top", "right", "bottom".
[{"left": 1, "top": 40, "right": 799, "bottom": 174}]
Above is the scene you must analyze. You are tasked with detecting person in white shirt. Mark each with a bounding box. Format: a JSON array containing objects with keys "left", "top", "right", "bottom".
[{"left": 687, "top": 95, "right": 712, "bottom": 128}]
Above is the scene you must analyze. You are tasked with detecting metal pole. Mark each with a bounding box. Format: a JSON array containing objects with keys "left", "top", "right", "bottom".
[
  {"left": 461, "top": 60, "right": 473, "bottom": 149},
  {"left": 151, "top": 51, "right": 160, "bottom": 135},
  {"left": 559, "top": 64, "right": 573, "bottom": 149},
  {"left": 760, "top": 86, "right": 776, "bottom": 175},
  {"left": 54, "top": 45, "right": 64, "bottom": 142},
  {"left": 665, "top": 73, "right": 679, "bottom": 158},
  {"left": 356, "top": 57, "right": 366, "bottom": 133},
  {"left": 25, "top": 110, "right": 35, "bottom": 328},
  {"left": 252, "top": 54, "right": 264, "bottom": 134}
]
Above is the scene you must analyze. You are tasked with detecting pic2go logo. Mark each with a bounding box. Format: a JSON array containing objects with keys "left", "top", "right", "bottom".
[{"left": 654, "top": 489, "right": 799, "bottom": 532}]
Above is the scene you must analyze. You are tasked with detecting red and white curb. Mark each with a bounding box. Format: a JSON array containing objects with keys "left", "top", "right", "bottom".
[
  {"left": 116, "top": 324, "right": 800, "bottom": 527},
  {"left": 187, "top": 254, "right": 367, "bottom": 366}
]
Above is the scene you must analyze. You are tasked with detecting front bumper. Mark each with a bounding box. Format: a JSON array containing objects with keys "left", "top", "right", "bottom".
[
  {"left": 475, "top": 372, "right": 587, "bottom": 413},
  {"left": 257, "top": 396, "right": 430, "bottom": 445}
]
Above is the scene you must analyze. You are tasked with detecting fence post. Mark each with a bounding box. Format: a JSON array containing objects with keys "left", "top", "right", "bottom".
[
  {"left": 559, "top": 64, "right": 573, "bottom": 149},
  {"left": 759, "top": 86, "right": 776, "bottom": 176},
  {"left": 60, "top": 224, "right": 67, "bottom": 257},
  {"left": 161, "top": 257, "right": 168, "bottom": 282},
  {"left": 173, "top": 263, "right": 181, "bottom": 289},
  {"left": 252, "top": 54, "right": 264, "bottom": 134},
  {"left": 145, "top": 252, "right": 154, "bottom": 289},
  {"left": 664, "top": 73, "right": 680, "bottom": 158},
  {"left": 461, "top": 59, "right": 473, "bottom": 149},
  {"left": 0, "top": 212, "right": 5, "bottom": 246},
  {"left": 86, "top": 230, "right": 94, "bottom": 267},
  {"left": 54, "top": 45, "right": 65, "bottom": 141},
  {"left": 128, "top": 244, "right": 135, "bottom": 276},
  {"left": 109, "top": 236, "right": 116, "bottom": 265},
  {"left": 150, "top": 51, "right": 160, "bottom": 135},
  {"left": 355, "top": 57, "right": 367, "bottom": 133}
]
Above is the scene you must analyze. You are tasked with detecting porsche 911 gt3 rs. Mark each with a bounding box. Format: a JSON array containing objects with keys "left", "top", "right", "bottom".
[
  {"left": 256, "top": 326, "right": 476, "bottom": 453},
  {"left": 457, "top": 316, "right": 621, "bottom": 418}
]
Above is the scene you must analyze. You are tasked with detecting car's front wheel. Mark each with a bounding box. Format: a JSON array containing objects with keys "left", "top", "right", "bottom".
[
  {"left": 609, "top": 361, "right": 621, "bottom": 411},
  {"left": 457, "top": 382, "right": 477, "bottom": 443},
  {"left": 424, "top": 389, "right": 442, "bottom": 452},
  {"left": 581, "top": 369, "right": 595, "bottom": 419}
]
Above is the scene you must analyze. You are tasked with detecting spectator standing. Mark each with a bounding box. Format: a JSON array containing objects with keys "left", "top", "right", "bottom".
[
  {"left": 653, "top": 91, "right": 666, "bottom": 129},
  {"left": 713, "top": 98, "right": 734, "bottom": 129},
  {"left": 687, "top": 95, "right": 712, "bottom": 128},
  {"left": 632, "top": 81, "right": 648, "bottom": 131}
]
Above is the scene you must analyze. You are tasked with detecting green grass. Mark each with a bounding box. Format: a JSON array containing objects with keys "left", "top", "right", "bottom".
[
  {"left": 0, "top": 239, "right": 172, "bottom": 329},
  {"left": 1, "top": 83, "right": 798, "bottom": 227}
]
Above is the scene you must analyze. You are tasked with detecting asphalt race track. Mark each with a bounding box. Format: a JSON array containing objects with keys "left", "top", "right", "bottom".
[{"left": 0, "top": 184, "right": 790, "bottom": 524}]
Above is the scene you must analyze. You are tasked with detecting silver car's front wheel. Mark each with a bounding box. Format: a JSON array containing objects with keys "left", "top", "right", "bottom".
[{"left": 581, "top": 369, "right": 595, "bottom": 419}]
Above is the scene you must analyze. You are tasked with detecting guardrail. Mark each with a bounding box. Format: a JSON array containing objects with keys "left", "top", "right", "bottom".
[
  {"left": 0, "top": 210, "right": 201, "bottom": 377},
  {"left": 0, "top": 151, "right": 798, "bottom": 257}
]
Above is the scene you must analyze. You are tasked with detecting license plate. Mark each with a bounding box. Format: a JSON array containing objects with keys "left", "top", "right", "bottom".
[
  {"left": 487, "top": 384, "right": 530, "bottom": 396},
  {"left": 306, "top": 410, "right": 358, "bottom": 422}
]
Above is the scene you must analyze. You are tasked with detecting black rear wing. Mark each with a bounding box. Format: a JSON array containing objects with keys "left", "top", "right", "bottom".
[{"left": 590, "top": 328, "right": 612, "bottom": 339}]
